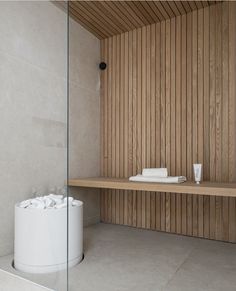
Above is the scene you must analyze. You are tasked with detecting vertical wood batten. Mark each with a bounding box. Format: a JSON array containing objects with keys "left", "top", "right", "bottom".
[
  {"left": 141, "top": 26, "right": 147, "bottom": 229},
  {"left": 203, "top": 6, "right": 210, "bottom": 239},
  {"left": 115, "top": 34, "right": 120, "bottom": 224},
  {"left": 215, "top": 4, "right": 223, "bottom": 240},
  {"left": 111, "top": 36, "right": 116, "bottom": 224},
  {"left": 186, "top": 11, "right": 193, "bottom": 237},
  {"left": 181, "top": 13, "right": 187, "bottom": 235},
  {"left": 107, "top": 37, "right": 112, "bottom": 223},
  {"left": 209, "top": 4, "right": 216, "bottom": 239},
  {"left": 170, "top": 17, "right": 176, "bottom": 233},
  {"left": 100, "top": 40, "right": 105, "bottom": 222},
  {"left": 131, "top": 29, "right": 137, "bottom": 227},
  {"left": 197, "top": 8, "right": 204, "bottom": 238},
  {"left": 100, "top": 3, "right": 236, "bottom": 242},
  {"left": 175, "top": 15, "right": 182, "bottom": 234},
  {"left": 165, "top": 19, "right": 171, "bottom": 233},
  {"left": 192, "top": 9, "right": 198, "bottom": 237},
  {"left": 160, "top": 21, "right": 166, "bottom": 232},
  {"left": 221, "top": 2, "right": 229, "bottom": 242},
  {"left": 146, "top": 25, "right": 151, "bottom": 229},
  {"left": 155, "top": 22, "right": 161, "bottom": 231},
  {"left": 136, "top": 27, "right": 142, "bottom": 228},
  {"left": 228, "top": 1, "right": 236, "bottom": 242},
  {"left": 150, "top": 24, "right": 156, "bottom": 230}
]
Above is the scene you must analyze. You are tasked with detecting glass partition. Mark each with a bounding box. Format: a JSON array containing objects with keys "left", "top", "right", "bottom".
[{"left": 0, "top": 1, "right": 69, "bottom": 290}]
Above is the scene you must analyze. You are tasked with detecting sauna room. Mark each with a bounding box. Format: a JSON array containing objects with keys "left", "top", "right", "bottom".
[{"left": 0, "top": 1, "right": 235, "bottom": 291}]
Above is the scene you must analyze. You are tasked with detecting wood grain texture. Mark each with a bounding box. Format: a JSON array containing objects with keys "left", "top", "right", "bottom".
[
  {"left": 69, "top": 178, "right": 236, "bottom": 197},
  {"left": 99, "top": 2, "right": 236, "bottom": 242},
  {"left": 65, "top": 1, "right": 221, "bottom": 39}
]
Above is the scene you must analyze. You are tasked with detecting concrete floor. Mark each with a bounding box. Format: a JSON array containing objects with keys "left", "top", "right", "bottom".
[{"left": 0, "top": 223, "right": 236, "bottom": 291}]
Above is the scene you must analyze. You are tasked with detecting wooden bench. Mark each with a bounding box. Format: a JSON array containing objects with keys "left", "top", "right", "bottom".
[{"left": 68, "top": 177, "right": 236, "bottom": 197}]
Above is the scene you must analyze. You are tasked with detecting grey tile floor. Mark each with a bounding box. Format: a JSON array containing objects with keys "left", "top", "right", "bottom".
[{"left": 0, "top": 223, "right": 235, "bottom": 291}]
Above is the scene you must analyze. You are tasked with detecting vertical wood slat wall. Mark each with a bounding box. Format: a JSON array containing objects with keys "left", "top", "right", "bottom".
[{"left": 100, "top": 2, "right": 236, "bottom": 242}]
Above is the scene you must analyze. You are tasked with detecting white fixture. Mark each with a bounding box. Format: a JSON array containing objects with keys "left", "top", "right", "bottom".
[{"left": 14, "top": 200, "right": 83, "bottom": 273}]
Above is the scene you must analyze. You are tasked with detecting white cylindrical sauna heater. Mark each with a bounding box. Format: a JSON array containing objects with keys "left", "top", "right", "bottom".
[{"left": 14, "top": 200, "right": 83, "bottom": 274}]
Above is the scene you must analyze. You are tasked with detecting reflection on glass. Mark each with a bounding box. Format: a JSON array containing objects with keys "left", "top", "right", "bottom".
[{"left": 0, "top": 1, "right": 68, "bottom": 290}]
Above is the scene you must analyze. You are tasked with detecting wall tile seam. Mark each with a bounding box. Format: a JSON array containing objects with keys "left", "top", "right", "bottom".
[
  {"left": 0, "top": 48, "right": 67, "bottom": 82},
  {"left": 68, "top": 81, "right": 100, "bottom": 95}
]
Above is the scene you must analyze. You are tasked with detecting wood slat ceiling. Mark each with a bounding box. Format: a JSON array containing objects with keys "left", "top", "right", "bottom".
[{"left": 67, "top": 1, "right": 221, "bottom": 39}]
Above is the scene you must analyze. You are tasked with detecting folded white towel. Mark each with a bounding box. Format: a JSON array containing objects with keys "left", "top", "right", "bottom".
[
  {"left": 129, "top": 174, "right": 187, "bottom": 184},
  {"left": 142, "top": 168, "right": 168, "bottom": 177}
]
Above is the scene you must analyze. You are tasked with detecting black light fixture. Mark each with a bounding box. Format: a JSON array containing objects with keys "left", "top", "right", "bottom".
[{"left": 99, "top": 62, "right": 107, "bottom": 70}]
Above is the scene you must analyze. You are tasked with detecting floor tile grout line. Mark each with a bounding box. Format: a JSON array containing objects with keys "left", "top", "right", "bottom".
[{"left": 160, "top": 245, "right": 197, "bottom": 291}]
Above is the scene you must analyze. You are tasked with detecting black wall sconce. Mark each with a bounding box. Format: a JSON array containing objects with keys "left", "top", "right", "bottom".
[{"left": 99, "top": 62, "right": 107, "bottom": 70}]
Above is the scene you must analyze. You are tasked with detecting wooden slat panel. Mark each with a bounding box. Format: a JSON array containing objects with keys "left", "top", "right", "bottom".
[
  {"left": 112, "top": 2, "right": 137, "bottom": 31},
  {"left": 165, "top": 19, "right": 171, "bottom": 233},
  {"left": 197, "top": 8, "right": 204, "bottom": 238},
  {"left": 155, "top": 22, "right": 161, "bottom": 231},
  {"left": 81, "top": 1, "right": 120, "bottom": 36},
  {"left": 115, "top": 34, "right": 120, "bottom": 224},
  {"left": 141, "top": 25, "right": 147, "bottom": 229},
  {"left": 186, "top": 11, "right": 193, "bottom": 237},
  {"left": 146, "top": 25, "right": 151, "bottom": 229},
  {"left": 161, "top": 1, "right": 175, "bottom": 18},
  {"left": 168, "top": 1, "right": 181, "bottom": 17},
  {"left": 127, "top": 2, "right": 151, "bottom": 26},
  {"left": 209, "top": 3, "right": 216, "bottom": 239},
  {"left": 136, "top": 27, "right": 142, "bottom": 228},
  {"left": 154, "top": 2, "right": 169, "bottom": 20},
  {"left": 188, "top": 1, "right": 197, "bottom": 10},
  {"left": 170, "top": 17, "right": 176, "bottom": 233},
  {"left": 147, "top": 1, "right": 164, "bottom": 22},
  {"left": 66, "top": 1, "right": 222, "bottom": 39},
  {"left": 203, "top": 6, "right": 210, "bottom": 239},
  {"left": 100, "top": 2, "right": 236, "bottom": 243},
  {"left": 89, "top": 2, "right": 124, "bottom": 34},
  {"left": 229, "top": 0, "right": 236, "bottom": 243},
  {"left": 174, "top": 1, "right": 186, "bottom": 15},
  {"left": 131, "top": 29, "right": 137, "bottom": 227},
  {"left": 221, "top": 1, "right": 229, "bottom": 242},
  {"left": 100, "top": 39, "right": 105, "bottom": 222},
  {"left": 73, "top": 2, "right": 113, "bottom": 37},
  {"left": 160, "top": 20, "right": 166, "bottom": 232},
  {"left": 69, "top": 3, "right": 106, "bottom": 39},
  {"left": 181, "top": 13, "right": 187, "bottom": 235},
  {"left": 181, "top": 1, "right": 192, "bottom": 14},
  {"left": 195, "top": 1, "right": 203, "bottom": 9},
  {"left": 111, "top": 35, "right": 116, "bottom": 224},
  {"left": 202, "top": 1, "right": 209, "bottom": 8},
  {"left": 140, "top": 2, "right": 160, "bottom": 24},
  {"left": 215, "top": 3, "right": 222, "bottom": 240},
  {"left": 118, "top": 2, "right": 145, "bottom": 28},
  {"left": 175, "top": 15, "right": 181, "bottom": 234}
]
